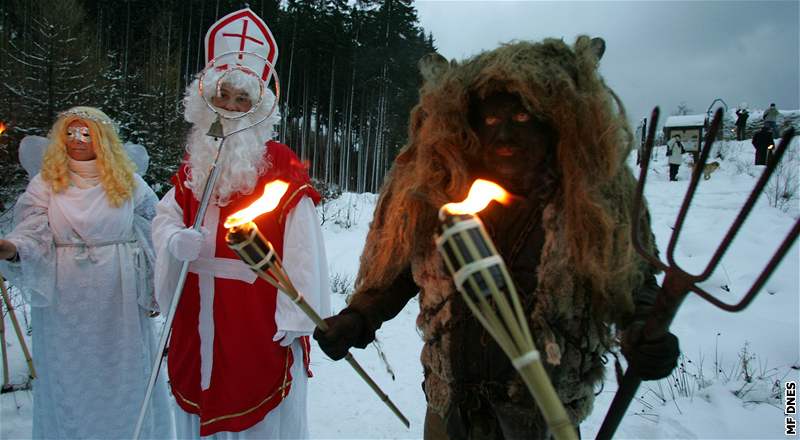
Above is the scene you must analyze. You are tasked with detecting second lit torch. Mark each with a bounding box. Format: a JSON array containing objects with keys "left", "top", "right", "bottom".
[
  {"left": 435, "top": 179, "right": 577, "bottom": 440},
  {"left": 223, "top": 180, "right": 410, "bottom": 428}
]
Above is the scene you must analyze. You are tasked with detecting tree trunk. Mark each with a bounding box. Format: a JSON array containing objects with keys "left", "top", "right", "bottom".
[
  {"left": 326, "top": 57, "right": 335, "bottom": 184},
  {"left": 281, "top": 20, "right": 296, "bottom": 145}
]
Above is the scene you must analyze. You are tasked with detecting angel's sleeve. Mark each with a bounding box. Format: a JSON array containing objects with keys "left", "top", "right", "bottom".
[
  {"left": 131, "top": 174, "right": 159, "bottom": 312},
  {"left": 1, "top": 175, "right": 57, "bottom": 306}
]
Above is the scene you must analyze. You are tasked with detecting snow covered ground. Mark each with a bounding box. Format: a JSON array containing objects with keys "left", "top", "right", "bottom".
[{"left": 2, "top": 138, "right": 798, "bottom": 439}]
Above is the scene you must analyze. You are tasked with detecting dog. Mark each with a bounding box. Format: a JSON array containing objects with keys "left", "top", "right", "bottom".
[{"left": 694, "top": 161, "right": 720, "bottom": 180}]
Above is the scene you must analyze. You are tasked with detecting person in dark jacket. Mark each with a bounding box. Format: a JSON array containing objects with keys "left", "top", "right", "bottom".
[
  {"left": 752, "top": 124, "right": 774, "bottom": 166},
  {"left": 735, "top": 108, "right": 749, "bottom": 141},
  {"left": 313, "top": 37, "right": 680, "bottom": 439},
  {"left": 762, "top": 103, "right": 780, "bottom": 137}
]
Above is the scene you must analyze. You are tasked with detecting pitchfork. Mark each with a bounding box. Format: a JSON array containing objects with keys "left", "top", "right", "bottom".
[{"left": 596, "top": 107, "right": 799, "bottom": 439}]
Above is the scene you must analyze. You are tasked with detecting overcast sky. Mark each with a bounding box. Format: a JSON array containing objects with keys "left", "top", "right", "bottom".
[{"left": 415, "top": 0, "right": 800, "bottom": 128}]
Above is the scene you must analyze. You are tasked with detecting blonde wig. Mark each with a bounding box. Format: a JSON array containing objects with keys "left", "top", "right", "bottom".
[{"left": 41, "top": 107, "right": 136, "bottom": 207}]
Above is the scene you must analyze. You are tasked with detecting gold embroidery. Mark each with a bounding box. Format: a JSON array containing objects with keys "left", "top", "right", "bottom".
[
  {"left": 175, "top": 167, "right": 186, "bottom": 198},
  {"left": 175, "top": 389, "right": 200, "bottom": 409},
  {"left": 200, "top": 349, "right": 293, "bottom": 427},
  {"left": 279, "top": 184, "right": 312, "bottom": 224}
]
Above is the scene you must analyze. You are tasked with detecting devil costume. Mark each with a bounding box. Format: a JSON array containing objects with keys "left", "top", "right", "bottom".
[{"left": 315, "top": 37, "right": 679, "bottom": 439}]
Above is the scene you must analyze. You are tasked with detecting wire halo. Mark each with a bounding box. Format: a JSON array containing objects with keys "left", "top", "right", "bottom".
[{"left": 197, "top": 50, "right": 281, "bottom": 130}]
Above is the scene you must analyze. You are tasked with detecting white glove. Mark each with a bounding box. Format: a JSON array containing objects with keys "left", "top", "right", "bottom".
[
  {"left": 168, "top": 228, "right": 207, "bottom": 262},
  {"left": 273, "top": 330, "right": 305, "bottom": 347}
]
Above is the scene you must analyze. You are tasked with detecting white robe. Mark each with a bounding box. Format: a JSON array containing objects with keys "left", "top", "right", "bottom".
[
  {"left": 1, "top": 173, "right": 174, "bottom": 439},
  {"left": 153, "top": 190, "right": 331, "bottom": 439}
]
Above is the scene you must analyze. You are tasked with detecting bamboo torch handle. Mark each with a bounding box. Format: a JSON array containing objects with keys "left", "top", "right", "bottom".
[
  {"left": 342, "top": 352, "right": 410, "bottom": 427},
  {"left": 266, "top": 267, "right": 329, "bottom": 330},
  {"left": 517, "top": 362, "right": 576, "bottom": 440},
  {"left": 253, "top": 268, "right": 410, "bottom": 428},
  {"left": 282, "top": 279, "right": 410, "bottom": 427},
  {"left": 0, "top": 274, "right": 35, "bottom": 379}
]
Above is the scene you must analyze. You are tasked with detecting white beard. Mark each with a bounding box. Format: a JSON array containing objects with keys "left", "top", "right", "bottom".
[{"left": 182, "top": 74, "right": 281, "bottom": 206}]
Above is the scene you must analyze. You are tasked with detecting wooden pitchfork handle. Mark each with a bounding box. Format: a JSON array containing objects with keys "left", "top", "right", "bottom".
[{"left": 596, "top": 109, "right": 799, "bottom": 439}]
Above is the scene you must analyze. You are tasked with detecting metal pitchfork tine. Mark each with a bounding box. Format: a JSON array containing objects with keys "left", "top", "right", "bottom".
[{"left": 596, "top": 107, "right": 799, "bottom": 440}]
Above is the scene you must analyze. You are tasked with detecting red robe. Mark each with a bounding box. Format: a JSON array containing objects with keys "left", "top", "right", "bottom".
[{"left": 168, "top": 141, "right": 320, "bottom": 435}]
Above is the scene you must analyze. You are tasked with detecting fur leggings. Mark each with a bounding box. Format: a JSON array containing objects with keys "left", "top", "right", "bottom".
[{"left": 422, "top": 400, "right": 581, "bottom": 440}]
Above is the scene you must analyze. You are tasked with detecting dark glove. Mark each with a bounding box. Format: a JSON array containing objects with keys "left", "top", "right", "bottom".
[
  {"left": 621, "top": 322, "right": 680, "bottom": 380},
  {"left": 313, "top": 310, "right": 367, "bottom": 361}
]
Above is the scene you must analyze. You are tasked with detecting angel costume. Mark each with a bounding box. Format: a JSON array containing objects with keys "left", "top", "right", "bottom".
[{"left": 1, "top": 171, "right": 173, "bottom": 439}]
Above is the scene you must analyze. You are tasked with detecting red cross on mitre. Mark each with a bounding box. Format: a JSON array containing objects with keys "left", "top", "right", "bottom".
[{"left": 205, "top": 8, "right": 278, "bottom": 82}]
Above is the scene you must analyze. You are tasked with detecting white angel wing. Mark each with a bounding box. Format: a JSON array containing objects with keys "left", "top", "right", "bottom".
[
  {"left": 18, "top": 136, "right": 150, "bottom": 178},
  {"left": 124, "top": 142, "right": 149, "bottom": 175},
  {"left": 19, "top": 135, "right": 49, "bottom": 178}
]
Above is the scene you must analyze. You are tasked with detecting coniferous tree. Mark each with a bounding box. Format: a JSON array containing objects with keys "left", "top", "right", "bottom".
[
  {"left": 0, "top": 0, "right": 102, "bottom": 202},
  {"left": 135, "top": 6, "right": 188, "bottom": 192},
  {"left": 2, "top": 0, "right": 98, "bottom": 135},
  {"left": 0, "top": 0, "right": 438, "bottom": 204},
  {"left": 0, "top": 0, "right": 24, "bottom": 203}
]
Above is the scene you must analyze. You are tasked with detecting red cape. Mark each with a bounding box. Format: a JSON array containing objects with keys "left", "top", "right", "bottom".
[{"left": 168, "top": 141, "right": 319, "bottom": 435}]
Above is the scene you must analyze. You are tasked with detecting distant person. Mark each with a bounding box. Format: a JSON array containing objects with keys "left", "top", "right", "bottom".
[
  {"left": 667, "top": 134, "right": 684, "bottom": 181},
  {"left": 762, "top": 103, "right": 779, "bottom": 136},
  {"left": 751, "top": 124, "right": 774, "bottom": 166},
  {"left": 735, "top": 107, "right": 749, "bottom": 141}
]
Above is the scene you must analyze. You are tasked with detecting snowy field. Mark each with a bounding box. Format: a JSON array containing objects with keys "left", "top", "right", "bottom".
[{"left": 2, "top": 138, "right": 798, "bottom": 439}]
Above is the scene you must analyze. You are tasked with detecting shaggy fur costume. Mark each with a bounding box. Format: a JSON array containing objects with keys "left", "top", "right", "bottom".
[{"left": 352, "top": 37, "right": 659, "bottom": 427}]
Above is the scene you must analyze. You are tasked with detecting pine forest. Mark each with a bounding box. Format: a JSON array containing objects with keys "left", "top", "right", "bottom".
[{"left": 0, "top": 0, "right": 437, "bottom": 202}]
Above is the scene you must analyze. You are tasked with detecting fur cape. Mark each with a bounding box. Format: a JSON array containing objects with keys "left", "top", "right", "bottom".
[{"left": 353, "top": 37, "right": 659, "bottom": 422}]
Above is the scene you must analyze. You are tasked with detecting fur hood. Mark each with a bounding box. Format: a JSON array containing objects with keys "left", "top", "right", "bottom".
[
  {"left": 355, "top": 36, "right": 655, "bottom": 324},
  {"left": 351, "top": 37, "right": 661, "bottom": 421}
]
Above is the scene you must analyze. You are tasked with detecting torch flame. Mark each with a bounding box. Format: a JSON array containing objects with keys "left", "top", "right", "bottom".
[
  {"left": 442, "top": 179, "right": 510, "bottom": 215},
  {"left": 0, "top": 122, "right": 6, "bottom": 136},
  {"left": 224, "top": 180, "right": 290, "bottom": 228}
]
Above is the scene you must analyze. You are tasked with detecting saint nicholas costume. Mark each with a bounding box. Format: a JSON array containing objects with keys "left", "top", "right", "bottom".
[{"left": 152, "top": 8, "right": 330, "bottom": 438}]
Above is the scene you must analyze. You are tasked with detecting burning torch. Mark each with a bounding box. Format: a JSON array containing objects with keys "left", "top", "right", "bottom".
[
  {"left": 223, "top": 180, "right": 410, "bottom": 428},
  {"left": 435, "top": 180, "right": 577, "bottom": 440}
]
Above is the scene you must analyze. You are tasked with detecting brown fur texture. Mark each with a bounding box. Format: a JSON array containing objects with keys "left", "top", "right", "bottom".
[
  {"left": 356, "top": 37, "right": 643, "bottom": 322},
  {"left": 352, "top": 36, "right": 660, "bottom": 423}
]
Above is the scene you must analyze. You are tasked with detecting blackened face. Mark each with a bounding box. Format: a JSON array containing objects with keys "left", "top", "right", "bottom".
[{"left": 469, "top": 92, "right": 557, "bottom": 194}]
